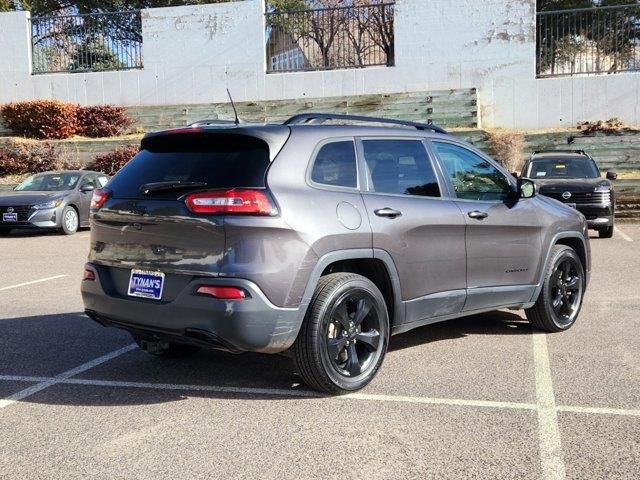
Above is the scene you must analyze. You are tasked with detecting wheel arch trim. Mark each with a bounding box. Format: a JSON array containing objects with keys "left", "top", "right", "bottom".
[
  {"left": 530, "top": 231, "right": 589, "bottom": 303},
  {"left": 296, "top": 249, "right": 405, "bottom": 328}
]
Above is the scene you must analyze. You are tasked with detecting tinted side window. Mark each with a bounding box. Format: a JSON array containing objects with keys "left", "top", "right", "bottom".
[
  {"left": 433, "top": 142, "right": 511, "bottom": 201},
  {"left": 311, "top": 141, "right": 357, "bottom": 188},
  {"left": 362, "top": 140, "right": 440, "bottom": 197},
  {"left": 82, "top": 175, "right": 99, "bottom": 188}
]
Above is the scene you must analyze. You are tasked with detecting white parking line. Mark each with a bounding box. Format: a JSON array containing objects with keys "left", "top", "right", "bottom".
[
  {"left": 533, "top": 333, "right": 566, "bottom": 480},
  {"left": 1, "top": 373, "right": 639, "bottom": 419},
  {"left": 615, "top": 226, "right": 633, "bottom": 242},
  {"left": 558, "top": 405, "right": 640, "bottom": 417},
  {"left": 2, "top": 372, "right": 640, "bottom": 418},
  {"left": 0, "top": 274, "right": 68, "bottom": 292},
  {"left": 0, "top": 344, "right": 136, "bottom": 410}
]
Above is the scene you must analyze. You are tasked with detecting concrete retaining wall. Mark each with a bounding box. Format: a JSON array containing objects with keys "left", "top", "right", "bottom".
[{"left": 1, "top": 1, "right": 639, "bottom": 129}]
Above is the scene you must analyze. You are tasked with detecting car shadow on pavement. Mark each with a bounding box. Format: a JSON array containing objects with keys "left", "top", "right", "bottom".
[{"left": 0, "top": 310, "right": 532, "bottom": 407}]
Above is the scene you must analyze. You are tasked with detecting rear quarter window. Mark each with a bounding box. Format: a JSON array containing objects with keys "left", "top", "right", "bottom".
[{"left": 310, "top": 141, "right": 357, "bottom": 188}]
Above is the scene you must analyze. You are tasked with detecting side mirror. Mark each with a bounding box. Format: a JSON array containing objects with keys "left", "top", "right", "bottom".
[
  {"left": 518, "top": 178, "right": 536, "bottom": 199},
  {"left": 80, "top": 184, "right": 95, "bottom": 193},
  {"left": 606, "top": 171, "right": 618, "bottom": 181},
  {"left": 511, "top": 172, "right": 519, "bottom": 179}
]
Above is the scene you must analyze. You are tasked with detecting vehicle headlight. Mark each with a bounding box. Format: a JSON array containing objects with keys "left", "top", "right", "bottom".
[
  {"left": 33, "top": 199, "right": 63, "bottom": 210},
  {"left": 594, "top": 184, "right": 610, "bottom": 193}
]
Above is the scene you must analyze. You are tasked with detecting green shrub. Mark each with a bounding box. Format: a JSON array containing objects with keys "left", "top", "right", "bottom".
[
  {"left": 88, "top": 145, "right": 139, "bottom": 175},
  {"left": 77, "top": 105, "right": 134, "bottom": 138},
  {"left": 0, "top": 100, "right": 80, "bottom": 139}
]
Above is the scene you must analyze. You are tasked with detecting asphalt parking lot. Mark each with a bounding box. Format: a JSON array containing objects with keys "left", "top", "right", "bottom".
[{"left": 0, "top": 226, "right": 638, "bottom": 480}]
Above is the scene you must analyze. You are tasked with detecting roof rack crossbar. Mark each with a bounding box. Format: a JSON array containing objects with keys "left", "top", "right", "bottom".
[
  {"left": 533, "top": 149, "right": 588, "bottom": 155},
  {"left": 283, "top": 113, "right": 448, "bottom": 134}
]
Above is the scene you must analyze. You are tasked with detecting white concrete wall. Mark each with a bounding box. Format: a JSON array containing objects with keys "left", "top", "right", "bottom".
[{"left": 1, "top": 0, "right": 639, "bottom": 129}]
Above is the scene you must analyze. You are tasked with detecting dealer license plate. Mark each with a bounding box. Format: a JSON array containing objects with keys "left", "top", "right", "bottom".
[{"left": 127, "top": 270, "right": 165, "bottom": 300}]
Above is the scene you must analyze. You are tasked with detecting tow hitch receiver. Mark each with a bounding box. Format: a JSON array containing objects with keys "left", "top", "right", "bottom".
[{"left": 139, "top": 339, "right": 170, "bottom": 355}]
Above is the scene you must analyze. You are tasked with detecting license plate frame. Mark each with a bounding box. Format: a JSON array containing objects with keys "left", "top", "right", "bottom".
[
  {"left": 127, "top": 269, "right": 165, "bottom": 300},
  {"left": 566, "top": 203, "right": 577, "bottom": 209},
  {"left": 2, "top": 212, "right": 17, "bottom": 222}
]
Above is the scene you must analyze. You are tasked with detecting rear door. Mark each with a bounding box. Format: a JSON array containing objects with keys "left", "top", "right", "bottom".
[
  {"left": 358, "top": 137, "right": 467, "bottom": 324},
  {"left": 431, "top": 140, "right": 544, "bottom": 311}
]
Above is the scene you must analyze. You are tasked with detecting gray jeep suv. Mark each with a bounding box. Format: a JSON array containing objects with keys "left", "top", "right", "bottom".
[{"left": 82, "top": 114, "right": 591, "bottom": 394}]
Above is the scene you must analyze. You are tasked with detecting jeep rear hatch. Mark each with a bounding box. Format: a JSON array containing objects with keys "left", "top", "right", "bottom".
[{"left": 89, "top": 127, "right": 289, "bottom": 280}]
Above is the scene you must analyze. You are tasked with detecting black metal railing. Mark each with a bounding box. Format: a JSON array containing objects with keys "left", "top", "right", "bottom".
[
  {"left": 30, "top": 10, "right": 143, "bottom": 74},
  {"left": 537, "top": 4, "right": 640, "bottom": 77},
  {"left": 265, "top": 3, "right": 395, "bottom": 73}
]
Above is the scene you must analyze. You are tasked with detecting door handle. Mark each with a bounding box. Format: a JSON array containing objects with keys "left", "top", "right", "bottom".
[
  {"left": 468, "top": 210, "right": 489, "bottom": 220},
  {"left": 374, "top": 208, "right": 402, "bottom": 219}
]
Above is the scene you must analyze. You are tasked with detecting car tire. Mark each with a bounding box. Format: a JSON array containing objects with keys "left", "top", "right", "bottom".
[
  {"left": 0, "top": 228, "right": 11, "bottom": 236},
  {"left": 599, "top": 225, "right": 614, "bottom": 239},
  {"left": 60, "top": 206, "right": 79, "bottom": 235},
  {"left": 526, "top": 245, "right": 585, "bottom": 333},
  {"left": 293, "top": 273, "right": 389, "bottom": 394},
  {"left": 131, "top": 334, "right": 201, "bottom": 358}
]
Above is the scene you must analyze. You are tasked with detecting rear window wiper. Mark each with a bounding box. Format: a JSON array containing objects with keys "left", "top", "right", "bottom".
[{"left": 140, "top": 181, "right": 208, "bottom": 195}]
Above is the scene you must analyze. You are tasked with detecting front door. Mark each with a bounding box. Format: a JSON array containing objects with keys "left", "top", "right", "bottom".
[
  {"left": 358, "top": 138, "right": 467, "bottom": 325},
  {"left": 431, "top": 141, "right": 544, "bottom": 311}
]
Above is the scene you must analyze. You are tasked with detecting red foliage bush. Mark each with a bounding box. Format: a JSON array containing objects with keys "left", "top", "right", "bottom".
[
  {"left": 88, "top": 145, "right": 138, "bottom": 175},
  {"left": 1, "top": 101, "right": 135, "bottom": 139},
  {"left": 0, "top": 100, "right": 79, "bottom": 139},
  {"left": 77, "top": 105, "right": 134, "bottom": 138},
  {"left": 0, "top": 139, "right": 72, "bottom": 176}
]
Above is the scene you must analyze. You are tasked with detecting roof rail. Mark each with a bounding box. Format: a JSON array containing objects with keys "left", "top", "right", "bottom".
[
  {"left": 189, "top": 119, "right": 240, "bottom": 127},
  {"left": 532, "top": 149, "right": 588, "bottom": 156},
  {"left": 283, "top": 113, "right": 448, "bottom": 134}
]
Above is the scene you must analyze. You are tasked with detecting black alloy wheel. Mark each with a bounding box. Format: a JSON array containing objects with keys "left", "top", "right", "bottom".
[
  {"left": 526, "top": 245, "right": 585, "bottom": 332},
  {"left": 293, "top": 273, "right": 389, "bottom": 394},
  {"left": 326, "top": 292, "right": 382, "bottom": 378}
]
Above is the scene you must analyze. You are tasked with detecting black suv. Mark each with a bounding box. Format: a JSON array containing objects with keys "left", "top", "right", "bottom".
[{"left": 521, "top": 150, "right": 617, "bottom": 238}]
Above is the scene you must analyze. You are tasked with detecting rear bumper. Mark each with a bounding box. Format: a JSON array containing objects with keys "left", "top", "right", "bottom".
[{"left": 81, "top": 263, "right": 304, "bottom": 354}]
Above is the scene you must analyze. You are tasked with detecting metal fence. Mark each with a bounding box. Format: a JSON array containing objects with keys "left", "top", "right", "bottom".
[
  {"left": 265, "top": 3, "right": 395, "bottom": 73},
  {"left": 30, "top": 10, "right": 143, "bottom": 74},
  {"left": 537, "top": 4, "right": 640, "bottom": 77}
]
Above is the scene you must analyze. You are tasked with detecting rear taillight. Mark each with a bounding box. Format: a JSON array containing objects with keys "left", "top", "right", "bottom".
[
  {"left": 90, "top": 188, "right": 111, "bottom": 210},
  {"left": 185, "top": 189, "right": 276, "bottom": 215},
  {"left": 83, "top": 269, "right": 96, "bottom": 281},
  {"left": 196, "top": 286, "right": 246, "bottom": 300}
]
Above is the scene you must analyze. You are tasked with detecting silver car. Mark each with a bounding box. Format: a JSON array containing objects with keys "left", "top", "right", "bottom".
[
  {"left": 82, "top": 114, "right": 591, "bottom": 394},
  {"left": 0, "top": 170, "right": 110, "bottom": 235}
]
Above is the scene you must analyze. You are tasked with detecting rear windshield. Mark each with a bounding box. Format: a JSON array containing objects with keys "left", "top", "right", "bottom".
[
  {"left": 107, "top": 134, "right": 270, "bottom": 199},
  {"left": 527, "top": 157, "right": 600, "bottom": 179}
]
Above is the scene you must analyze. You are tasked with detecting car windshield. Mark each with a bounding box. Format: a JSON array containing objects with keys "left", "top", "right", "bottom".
[
  {"left": 527, "top": 157, "right": 600, "bottom": 179},
  {"left": 14, "top": 173, "right": 81, "bottom": 192}
]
